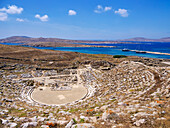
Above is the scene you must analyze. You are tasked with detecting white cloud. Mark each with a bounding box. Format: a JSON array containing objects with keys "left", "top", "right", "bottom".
[
  {"left": 0, "top": 12, "right": 8, "bottom": 21},
  {"left": 35, "top": 14, "right": 48, "bottom": 21},
  {"left": 115, "top": 9, "right": 129, "bottom": 17},
  {"left": 104, "top": 7, "right": 112, "bottom": 12},
  {"left": 94, "top": 5, "right": 112, "bottom": 13},
  {"left": 0, "top": 5, "right": 23, "bottom": 21},
  {"left": 16, "top": 18, "right": 24, "bottom": 22},
  {"left": 94, "top": 10, "right": 101, "bottom": 13},
  {"left": 68, "top": 10, "right": 76, "bottom": 15},
  {"left": 94, "top": 5, "right": 103, "bottom": 13},
  {"left": 0, "top": 5, "right": 23, "bottom": 14},
  {"left": 97, "top": 5, "right": 103, "bottom": 10}
]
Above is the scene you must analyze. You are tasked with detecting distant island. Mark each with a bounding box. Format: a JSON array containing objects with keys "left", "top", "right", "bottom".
[
  {"left": 0, "top": 36, "right": 119, "bottom": 47},
  {"left": 0, "top": 36, "right": 170, "bottom": 48},
  {"left": 117, "top": 37, "right": 170, "bottom": 42}
]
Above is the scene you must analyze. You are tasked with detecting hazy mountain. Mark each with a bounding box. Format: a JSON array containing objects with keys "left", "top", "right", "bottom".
[
  {"left": 0, "top": 36, "right": 169, "bottom": 47},
  {"left": 0, "top": 36, "right": 119, "bottom": 46},
  {"left": 0, "top": 36, "right": 72, "bottom": 44},
  {"left": 118, "top": 37, "right": 170, "bottom": 42}
]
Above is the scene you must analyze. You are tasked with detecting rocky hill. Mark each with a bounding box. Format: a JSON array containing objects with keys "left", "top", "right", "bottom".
[{"left": 0, "top": 36, "right": 119, "bottom": 47}]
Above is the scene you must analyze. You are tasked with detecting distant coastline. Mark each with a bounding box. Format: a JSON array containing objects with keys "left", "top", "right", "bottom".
[
  {"left": 73, "top": 45, "right": 116, "bottom": 48},
  {"left": 0, "top": 36, "right": 170, "bottom": 59}
]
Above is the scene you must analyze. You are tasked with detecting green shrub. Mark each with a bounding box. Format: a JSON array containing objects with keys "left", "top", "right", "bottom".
[
  {"left": 19, "top": 113, "right": 27, "bottom": 117},
  {"left": 113, "top": 55, "right": 127, "bottom": 58},
  {"left": 73, "top": 118, "right": 77, "bottom": 124},
  {"left": 80, "top": 119, "right": 85, "bottom": 123}
]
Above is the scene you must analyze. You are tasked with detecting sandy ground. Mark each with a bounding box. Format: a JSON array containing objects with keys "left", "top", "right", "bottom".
[
  {"left": 130, "top": 50, "right": 170, "bottom": 56},
  {"left": 31, "top": 85, "right": 87, "bottom": 105}
]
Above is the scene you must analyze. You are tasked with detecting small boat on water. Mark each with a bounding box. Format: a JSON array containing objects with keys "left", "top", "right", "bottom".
[
  {"left": 122, "top": 48, "right": 130, "bottom": 51},
  {"left": 135, "top": 51, "right": 146, "bottom": 54}
]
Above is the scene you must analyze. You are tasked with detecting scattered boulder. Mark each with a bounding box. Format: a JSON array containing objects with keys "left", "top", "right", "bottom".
[
  {"left": 57, "top": 120, "right": 68, "bottom": 126},
  {"left": 7, "top": 122, "right": 17, "bottom": 128},
  {"left": 65, "top": 119, "right": 75, "bottom": 128},
  {"left": 41, "top": 125, "right": 49, "bottom": 128},
  {"left": 133, "top": 119, "right": 145, "bottom": 126},
  {"left": 21, "top": 122, "right": 38, "bottom": 128},
  {"left": 102, "top": 110, "right": 119, "bottom": 121},
  {"left": 1, "top": 119, "right": 8, "bottom": 125}
]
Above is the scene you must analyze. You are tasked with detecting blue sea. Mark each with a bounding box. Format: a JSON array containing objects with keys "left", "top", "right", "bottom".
[{"left": 0, "top": 42, "right": 170, "bottom": 59}]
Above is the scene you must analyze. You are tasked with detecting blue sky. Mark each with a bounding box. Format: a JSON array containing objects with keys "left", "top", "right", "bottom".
[{"left": 0, "top": 0, "right": 170, "bottom": 40}]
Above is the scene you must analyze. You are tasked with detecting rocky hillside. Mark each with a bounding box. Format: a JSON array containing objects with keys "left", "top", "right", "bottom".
[
  {"left": 0, "top": 59, "right": 169, "bottom": 128},
  {"left": 0, "top": 44, "right": 169, "bottom": 128}
]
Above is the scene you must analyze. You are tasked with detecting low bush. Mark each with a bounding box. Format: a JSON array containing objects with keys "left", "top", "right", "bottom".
[{"left": 113, "top": 55, "right": 127, "bottom": 58}]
